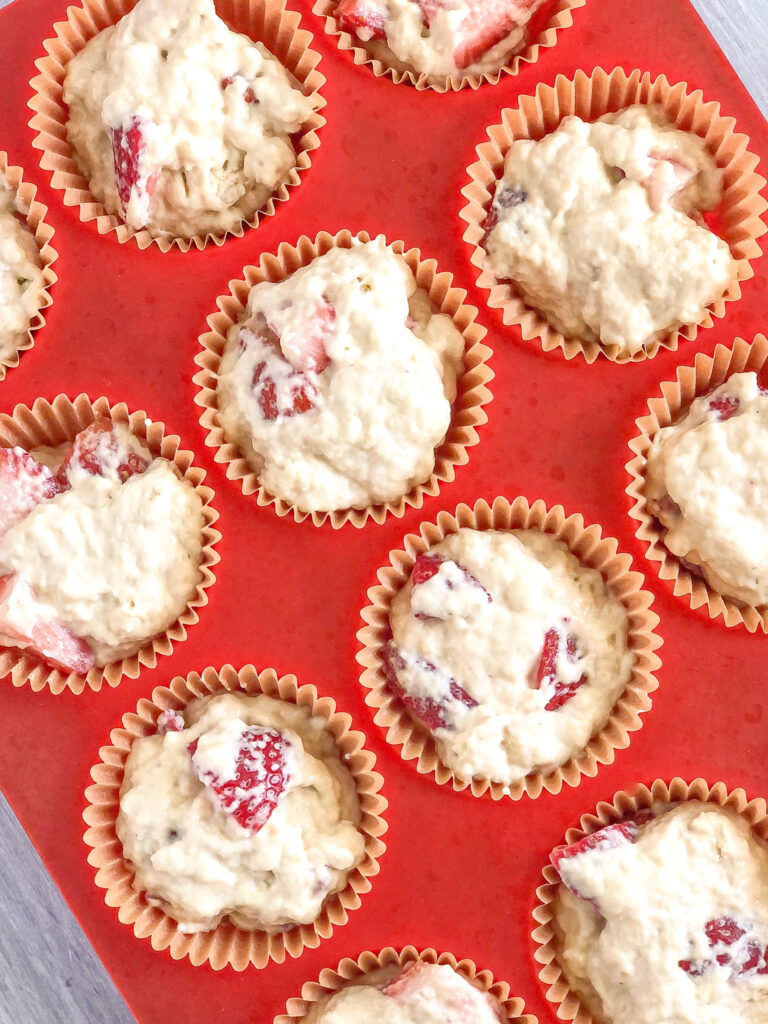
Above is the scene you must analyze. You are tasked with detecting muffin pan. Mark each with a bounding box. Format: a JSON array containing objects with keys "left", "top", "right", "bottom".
[{"left": 0, "top": 0, "right": 767, "bottom": 1021}]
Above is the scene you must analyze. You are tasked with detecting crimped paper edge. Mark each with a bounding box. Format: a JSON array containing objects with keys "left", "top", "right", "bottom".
[
  {"left": 626, "top": 333, "right": 768, "bottom": 632},
  {"left": 0, "top": 394, "right": 221, "bottom": 694},
  {"left": 459, "top": 67, "right": 768, "bottom": 364},
  {"left": 192, "top": 228, "right": 494, "bottom": 529},
  {"left": 0, "top": 153, "right": 58, "bottom": 381},
  {"left": 531, "top": 777, "right": 768, "bottom": 1024},
  {"left": 311, "top": 0, "right": 585, "bottom": 93},
  {"left": 355, "top": 495, "right": 662, "bottom": 800},
  {"left": 274, "top": 945, "right": 537, "bottom": 1023},
  {"left": 27, "top": 0, "right": 327, "bottom": 252},
  {"left": 82, "top": 664, "right": 388, "bottom": 970}
]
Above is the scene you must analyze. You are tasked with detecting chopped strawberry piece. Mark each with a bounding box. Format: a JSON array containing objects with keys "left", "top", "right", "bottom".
[
  {"left": 642, "top": 151, "right": 697, "bottom": 211},
  {"left": 679, "top": 916, "right": 768, "bottom": 978},
  {"left": 383, "top": 642, "right": 477, "bottom": 732},
  {"left": 708, "top": 395, "right": 740, "bottom": 420},
  {"left": 451, "top": 0, "right": 536, "bottom": 69},
  {"left": 248, "top": 303, "right": 334, "bottom": 421},
  {"left": 60, "top": 421, "right": 150, "bottom": 484},
  {"left": 337, "top": 0, "right": 388, "bottom": 39},
  {"left": 551, "top": 820, "right": 641, "bottom": 872},
  {"left": 535, "top": 623, "right": 587, "bottom": 711},
  {"left": 383, "top": 962, "right": 498, "bottom": 1017},
  {"left": 0, "top": 447, "right": 61, "bottom": 539},
  {"left": 0, "top": 574, "right": 94, "bottom": 674},
  {"left": 484, "top": 185, "right": 528, "bottom": 237},
  {"left": 157, "top": 709, "right": 185, "bottom": 734},
  {"left": 111, "top": 116, "right": 158, "bottom": 216},
  {"left": 411, "top": 553, "right": 443, "bottom": 586},
  {"left": 189, "top": 726, "right": 290, "bottom": 833},
  {"left": 652, "top": 492, "right": 682, "bottom": 519},
  {"left": 221, "top": 75, "right": 258, "bottom": 104}
]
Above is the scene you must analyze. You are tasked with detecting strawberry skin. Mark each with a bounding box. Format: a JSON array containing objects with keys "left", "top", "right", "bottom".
[
  {"left": 535, "top": 624, "right": 587, "bottom": 711},
  {"left": 337, "top": 0, "right": 388, "bottom": 39},
  {"left": 383, "top": 642, "right": 477, "bottom": 732},
  {"left": 679, "top": 916, "right": 768, "bottom": 978},
  {"left": 189, "top": 726, "right": 290, "bottom": 834},
  {"left": 0, "top": 573, "right": 94, "bottom": 675},
  {"left": 110, "top": 116, "right": 158, "bottom": 218},
  {"left": 708, "top": 395, "right": 740, "bottom": 420},
  {"left": 60, "top": 422, "right": 150, "bottom": 484},
  {"left": 0, "top": 447, "right": 61, "bottom": 540}
]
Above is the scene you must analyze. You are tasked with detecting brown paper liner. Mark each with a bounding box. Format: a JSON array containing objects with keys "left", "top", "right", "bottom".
[
  {"left": 356, "top": 496, "right": 662, "bottom": 800},
  {"left": 532, "top": 777, "right": 768, "bottom": 1024},
  {"left": 460, "top": 67, "right": 768, "bottom": 364},
  {"left": 626, "top": 334, "right": 768, "bottom": 631},
  {"left": 312, "top": 0, "right": 585, "bottom": 93},
  {"left": 275, "top": 945, "right": 536, "bottom": 1023},
  {"left": 0, "top": 395, "right": 221, "bottom": 695},
  {"left": 27, "top": 0, "right": 326, "bottom": 252},
  {"left": 192, "top": 229, "right": 494, "bottom": 528},
  {"left": 82, "top": 665, "right": 388, "bottom": 970},
  {"left": 0, "top": 153, "right": 58, "bottom": 382}
]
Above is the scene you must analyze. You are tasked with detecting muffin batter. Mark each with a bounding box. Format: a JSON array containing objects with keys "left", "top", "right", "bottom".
[{"left": 0, "top": 179, "right": 44, "bottom": 363}]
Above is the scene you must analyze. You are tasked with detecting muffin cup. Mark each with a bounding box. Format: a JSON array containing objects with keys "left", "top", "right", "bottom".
[
  {"left": 0, "top": 153, "right": 58, "bottom": 382},
  {"left": 0, "top": 394, "right": 220, "bottom": 695},
  {"left": 275, "top": 945, "right": 536, "bottom": 1023},
  {"left": 356, "top": 496, "right": 662, "bottom": 800},
  {"left": 627, "top": 333, "right": 768, "bottom": 631},
  {"left": 460, "top": 66, "right": 768, "bottom": 363},
  {"left": 192, "top": 228, "right": 493, "bottom": 529},
  {"left": 532, "top": 777, "right": 768, "bottom": 1024},
  {"left": 27, "top": 0, "right": 326, "bottom": 252},
  {"left": 82, "top": 664, "right": 388, "bottom": 971},
  {"left": 312, "top": 0, "right": 584, "bottom": 93}
]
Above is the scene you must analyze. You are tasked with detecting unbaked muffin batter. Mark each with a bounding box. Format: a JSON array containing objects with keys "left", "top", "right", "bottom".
[
  {"left": 387, "top": 528, "right": 632, "bottom": 785},
  {"left": 217, "top": 239, "right": 465, "bottom": 513},
  {"left": 64, "top": 0, "right": 315, "bottom": 238},
  {"left": 118, "top": 692, "right": 366, "bottom": 933},
  {"left": 553, "top": 802, "right": 768, "bottom": 1024},
  {"left": 336, "top": 0, "right": 546, "bottom": 79},
  {"left": 306, "top": 961, "right": 504, "bottom": 1024},
  {"left": 646, "top": 372, "right": 768, "bottom": 606},
  {"left": 485, "top": 106, "right": 736, "bottom": 355},
  {"left": 0, "top": 179, "right": 44, "bottom": 363},
  {"left": 0, "top": 421, "right": 203, "bottom": 670}
]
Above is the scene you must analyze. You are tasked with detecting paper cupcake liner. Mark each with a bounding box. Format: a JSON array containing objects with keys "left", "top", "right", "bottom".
[
  {"left": 626, "top": 333, "right": 768, "bottom": 631},
  {"left": 275, "top": 945, "right": 536, "bottom": 1023},
  {"left": 460, "top": 66, "right": 768, "bottom": 364},
  {"left": 0, "top": 153, "right": 58, "bottom": 382},
  {"left": 192, "top": 228, "right": 494, "bottom": 529},
  {"left": 356, "top": 496, "right": 662, "bottom": 800},
  {"left": 27, "top": 0, "right": 326, "bottom": 252},
  {"left": 532, "top": 777, "right": 768, "bottom": 1024},
  {"left": 0, "top": 394, "right": 221, "bottom": 695},
  {"left": 83, "top": 664, "right": 388, "bottom": 971},
  {"left": 312, "top": 0, "right": 585, "bottom": 93}
]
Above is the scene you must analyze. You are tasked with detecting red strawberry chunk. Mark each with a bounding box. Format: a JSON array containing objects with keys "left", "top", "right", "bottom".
[
  {"left": 0, "top": 447, "right": 61, "bottom": 539},
  {"left": 157, "top": 709, "right": 185, "bottom": 734},
  {"left": 451, "top": 0, "right": 535, "bottom": 70},
  {"left": 411, "top": 553, "right": 443, "bottom": 586},
  {"left": 221, "top": 75, "right": 258, "bottom": 104},
  {"left": 337, "top": 0, "right": 388, "bottom": 39},
  {"left": 111, "top": 116, "right": 158, "bottom": 215},
  {"left": 0, "top": 574, "right": 94, "bottom": 674},
  {"left": 189, "top": 726, "right": 290, "bottom": 834},
  {"left": 535, "top": 623, "right": 587, "bottom": 711},
  {"left": 280, "top": 299, "right": 336, "bottom": 375},
  {"left": 551, "top": 820, "right": 641, "bottom": 904},
  {"left": 679, "top": 916, "right": 768, "bottom": 978},
  {"left": 483, "top": 185, "right": 528, "bottom": 237},
  {"left": 708, "top": 395, "right": 740, "bottom": 421},
  {"left": 383, "top": 962, "right": 498, "bottom": 1016},
  {"left": 383, "top": 642, "right": 477, "bottom": 732},
  {"left": 60, "top": 422, "right": 150, "bottom": 484}
]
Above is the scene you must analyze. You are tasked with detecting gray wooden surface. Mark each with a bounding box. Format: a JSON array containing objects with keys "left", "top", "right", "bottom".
[{"left": 0, "top": 1, "right": 766, "bottom": 1022}]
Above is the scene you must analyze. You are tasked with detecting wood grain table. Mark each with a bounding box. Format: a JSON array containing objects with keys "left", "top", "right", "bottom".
[{"left": 0, "top": 1, "right": 765, "bottom": 1021}]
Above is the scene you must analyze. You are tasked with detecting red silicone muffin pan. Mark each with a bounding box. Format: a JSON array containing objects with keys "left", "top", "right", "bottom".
[{"left": 0, "top": 0, "right": 767, "bottom": 1021}]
